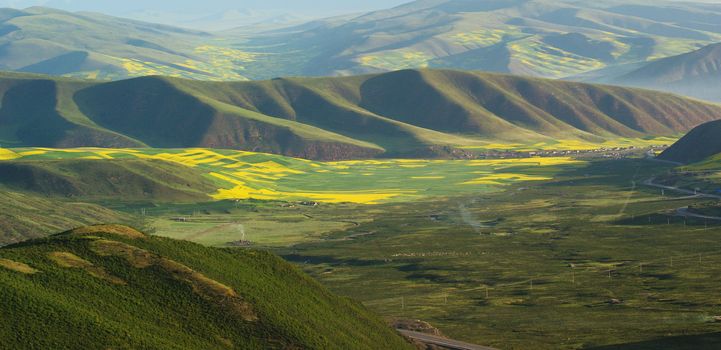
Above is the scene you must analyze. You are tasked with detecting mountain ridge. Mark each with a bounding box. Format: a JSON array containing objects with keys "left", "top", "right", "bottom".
[{"left": 2, "top": 68, "right": 721, "bottom": 160}]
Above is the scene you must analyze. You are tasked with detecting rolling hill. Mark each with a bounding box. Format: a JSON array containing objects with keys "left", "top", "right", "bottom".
[
  {"left": 232, "top": 0, "right": 721, "bottom": 79},
  {"left": 658, "top": 119, "right": 721, "bottom": 164},
  {"left": 0, "top": 224, "right": 413, "bottom": 349},
  {"left": 610, "top": 42, "right": 721, "bottom": 102},
  {"left": 3, "top": 2, "right": 721, "bottom": 80},
  {"left": 2, "top": 69, "right": 721, "bottom": 160},
  {"left": 0, "top": 191, "right": 135, "bottom": 246},
  {"left": 0, "top": 158, "right": 216, "bottom": 201},
  {"left": 0, "top": 7, "right": 257, "bottom": 81}
]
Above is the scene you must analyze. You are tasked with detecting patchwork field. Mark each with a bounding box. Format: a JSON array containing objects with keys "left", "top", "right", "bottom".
[{"left": 2, "top": 147, "right": 586, "bottom": 204}]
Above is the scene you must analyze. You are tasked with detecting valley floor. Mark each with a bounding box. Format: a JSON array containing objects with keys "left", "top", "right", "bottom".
[
  {"left": 116, "top": 157, "right": 721, "bottom": 349},
  {"left": 4, "top": 148, "right": 721, "bottom": 349}
]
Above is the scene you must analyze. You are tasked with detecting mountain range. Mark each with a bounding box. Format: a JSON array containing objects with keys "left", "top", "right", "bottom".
[
  {"left": 237, "top": 0, "right": 721, "bottom": 79},
  {"left": 602, "top": 42, "right": 721, "bottom": 102},
  {"left": 3, "top": 1, "right": 721, "bottom": 83},
  {"left": 2, "top": 69, "right": 721, "bottom": 160}
]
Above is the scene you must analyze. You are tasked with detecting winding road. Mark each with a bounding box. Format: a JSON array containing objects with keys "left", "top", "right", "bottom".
[
  {"left": 397, "top": 330, "right": 498, "bottom": 350},
  {"left": 642, "top": 177, "right": 721, "bottom": 221}
]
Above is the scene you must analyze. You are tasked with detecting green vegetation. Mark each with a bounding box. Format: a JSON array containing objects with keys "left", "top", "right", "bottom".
[
  {"left": 1, "top": 69, "right": 718, "bottom": 160},
  {"left": 0, "top": 7, "right": 255, "bottom": 80},
  {"left": 229, "top": 0, "right": 721, "bottom": 79},
  {"left": 3, "top": 2, "right": 721, "bottom": 82},
  {"left": 0, "top": 224, "right": 413, "bottom": 349},
  {"left": 261, "top": 159, "right": 721, "bottom": 349},
  {"left": 0, "top": 158, "right": 216, "bottom": 201},
  {"left": 0, "top": 190, "right": 134, "bottom": 245}
]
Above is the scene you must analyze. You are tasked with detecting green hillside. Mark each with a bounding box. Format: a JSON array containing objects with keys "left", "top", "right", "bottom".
[
  {"left": 658, "top": 120, "right": 721, "bottom": 164},
  {"left": 229, "top": 0, "right": 721, "bottom": 79},
  {"left": 0, "top": 158, "right": 216, "bottom": 201},
  {"left": 0, "top": 7, "right": 254, "bottom": 80},
  {"left": 1, "top": 69, "right": 720, "bottom": 160},
  {"left": 2, "top": 2, "right": 721, "bottom": 80},
  {"left": 612, "top": 42, "right": 721, "bottom": 102},
  {"left": 0, "top": 224, "right": 413, "bottom": 349},
  {"left": 0, "top": 191, "right": 134, "bottom": 246}
]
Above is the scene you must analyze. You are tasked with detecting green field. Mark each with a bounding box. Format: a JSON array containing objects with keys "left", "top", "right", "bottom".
[
  {"left": 82, "top": 155, "right": 721, "bottom": 349},
  {"left": 2, "top": 147, "right": 586, "bottom": 204},
  {"left": 5, "top": 146, "right": 721, "bottom": 349}
]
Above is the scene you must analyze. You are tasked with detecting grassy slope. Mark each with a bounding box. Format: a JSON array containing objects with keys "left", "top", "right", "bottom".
[
  {"left": 0, "top": 191, "right": 134, "bottom": 246},
  {"left": 658, "top": 120, "right": 721, "bottom": 164},
  {"left": 2, "top": 69, "right": 721, "bottom": 160},
  {"left": 0, "top": 224, "right": 413, "bottom": 349},
  {"left": 0, "top": 7, "right": 254, "bottom": 81},
  {"left": 0, "top": 158, "right": 216, "bottom": 201},
  {"left": 232, "top": 0, "right": 721, "bottom": 79}
]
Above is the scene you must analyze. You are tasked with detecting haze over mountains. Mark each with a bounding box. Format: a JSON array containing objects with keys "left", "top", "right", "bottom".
[
  {"left": 2, "top": 0, "right": 721, "bottom": 87},
  {"left": 604, "top": 42, "right": 721, "bottom": 102}
]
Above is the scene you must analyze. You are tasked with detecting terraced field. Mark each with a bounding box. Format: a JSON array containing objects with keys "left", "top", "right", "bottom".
[{"left": 2, "top": 148, "right": 585, "bottom": 204}]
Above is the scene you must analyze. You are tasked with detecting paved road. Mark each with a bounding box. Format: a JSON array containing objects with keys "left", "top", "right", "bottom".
[
  {"left": 676, "top": 207, "right": 721, "bottom": 221},
  {"left": 642, "top": 177, "right": 721, "bottom": 200},
  {"left": 397, "top": 330, "right": 498, "bottom": 350},
  {"left": 642, "top": 177, "right": 721, "bottom": 221}
]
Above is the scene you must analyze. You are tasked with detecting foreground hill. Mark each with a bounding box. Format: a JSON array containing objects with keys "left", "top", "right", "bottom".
[
  {"left": 0, "top": 224, "right": 413, "bottom": 349},
  {"left": 610, "top": 43, "right": 721, "bottom": 102},
  {"left": 2, "top": 69, "right": 721, "bottom": 159},
  {"left": 658, "top": 120, "right": 721, "bottom": 164},
  {"left": 235, "top": 0, "right": 721, "bottom": 79}
]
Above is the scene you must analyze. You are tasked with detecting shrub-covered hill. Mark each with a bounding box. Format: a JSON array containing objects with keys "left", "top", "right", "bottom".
[
  {"left": 2, "top": 69, "right": 721, "bottom": 160},
  {"left": 0, "top": 224, "right": 413, "bottom": 349}
]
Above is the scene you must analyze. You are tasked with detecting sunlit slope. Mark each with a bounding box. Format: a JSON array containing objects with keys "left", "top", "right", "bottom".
[
  {"left": 0, "top": 224, "right": 413, "bottom": 349},
  {"left": 233, "top": 0, "right": 721, "bottom": 79},
  {"left": 0, "top": 158, "right": 216, "bottom": 201},
  {"left": 0, "top": 7, "right": 255, "bottom": 80},
  {"left": 2, "top": 69, "right": 720, "bottom": 160},
  {"left": 0, "top": 191, "right": 133, "bottom": 246},
  {"left": 2, "top": 148, "right": 585, "bottom": 204}
]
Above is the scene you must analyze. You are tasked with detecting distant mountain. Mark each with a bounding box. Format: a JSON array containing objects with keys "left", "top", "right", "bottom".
[
  {"left": 610, "top": 42, "right": 721, "bottom": 102},
  {"left": 2, "top": 69, "right": 721, "bottom": 160},
  {"left": 0, "top": 224, "right": 413, "bottom": 349},
  {"left": 659, "top": 119, "right": 721, "bottom": 164},
  {"left": 0, "top": 7, "right": 257, "bottom": 80},
  {"left": 3, "top": 2, "right": 721, "bottom": 81},
  {"left": 233, "top": 0, "right": 721, "bottom": 79}
]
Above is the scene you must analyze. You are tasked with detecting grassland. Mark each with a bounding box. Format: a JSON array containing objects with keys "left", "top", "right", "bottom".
[
  {"left": 2, "top": 147, "right": 586, "bottom": 204},
  {"left": 33, "top": 151, "right": 721, "bottom": 349},
  {"left": 264, "top": 158, "right": 721, "bottom": 349}
]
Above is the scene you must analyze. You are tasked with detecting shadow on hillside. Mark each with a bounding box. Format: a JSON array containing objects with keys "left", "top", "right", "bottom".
[{"left": 586, "top": 332, "right": 721, "bottom": 350}]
